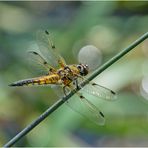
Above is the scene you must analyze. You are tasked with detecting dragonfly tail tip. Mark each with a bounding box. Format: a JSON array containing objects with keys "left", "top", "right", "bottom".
[
  {"left": 9, "top": 83, "right": 18, "bottom": 87},
  {"left": 9, "top": 83, "right": 15, "bottom": 87}
]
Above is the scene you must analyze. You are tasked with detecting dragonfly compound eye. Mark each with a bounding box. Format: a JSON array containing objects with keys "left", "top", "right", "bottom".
[{"left": 77, "top": 64, "right": 88, "bottom": 76}]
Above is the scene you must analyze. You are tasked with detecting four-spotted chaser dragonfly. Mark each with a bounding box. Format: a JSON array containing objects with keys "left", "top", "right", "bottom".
[{"left": 9, "top": 30, "right": 116, "bottom": 125}]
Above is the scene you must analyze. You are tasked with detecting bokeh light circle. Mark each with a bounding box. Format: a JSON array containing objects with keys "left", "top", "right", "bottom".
[{"left": 78, "top": 45, "right": 102, "bottom": 71}]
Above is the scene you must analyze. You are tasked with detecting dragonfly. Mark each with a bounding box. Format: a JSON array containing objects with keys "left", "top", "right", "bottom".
[{"left": 9, "top": 30, "right": 116, "bottom": 125}]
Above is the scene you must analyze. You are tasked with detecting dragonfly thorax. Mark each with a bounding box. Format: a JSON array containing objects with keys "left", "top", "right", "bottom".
[{"left": 57, "top": 64, "right": 89, "bottom": 86}]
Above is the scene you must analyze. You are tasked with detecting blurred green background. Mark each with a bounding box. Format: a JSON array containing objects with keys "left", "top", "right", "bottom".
[{"left": 0, "top": 1, "right": 148, "bottom": 147}]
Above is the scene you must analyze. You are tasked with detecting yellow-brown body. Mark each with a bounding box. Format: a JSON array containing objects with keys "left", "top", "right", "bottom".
[{"left": 9, "top": 65, "right": 81, "bottom": 87}]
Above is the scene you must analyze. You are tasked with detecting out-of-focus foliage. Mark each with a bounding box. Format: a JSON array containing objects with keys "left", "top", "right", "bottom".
[{"left": 0, "top": 1, "right": 148, "bottom": 147}]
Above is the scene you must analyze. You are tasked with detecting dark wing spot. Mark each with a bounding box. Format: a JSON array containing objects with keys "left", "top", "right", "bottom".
[
  {"left": 92, "top": 83, "right": 97, "bottom": 86},
  {"left": 111, "top": 90, "right": 116, "bottom": 95},
  {"left": 99, "top": 111, "right": 105, "bottom": 118},
  {"left": 52, "top": 45, "right": 55, "bottom": 49},
  {"left": 44, "top": 61, "right": 47, "bottom": 65},
  {"left": 80, "top": 95, "right": 85, "bottom": 99},
  {"left": 45, "top": 30, "right": 49, "bottom": 35},
  {"left": 31, "top": 51, "right": 38, "bottom": 55},
  {"left": 49, "top": 68, "right": 53, "bottom": 72}
]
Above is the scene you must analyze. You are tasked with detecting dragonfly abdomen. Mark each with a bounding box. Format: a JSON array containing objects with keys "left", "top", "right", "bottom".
[
  {"left": 9, "top": 79, "right": 34, "bottom": 86},
  {"left": 9, "top": 75, "right": 60, "bottom": 86}
]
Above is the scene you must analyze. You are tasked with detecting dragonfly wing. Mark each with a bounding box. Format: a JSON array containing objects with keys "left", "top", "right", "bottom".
[
  {"left": 81, "top": 82, "right": 117, "bottom": 101},
  {"left": 66, "top": 92, "right": 105, "bottom": 125},
  {"left": 36, "top": 30, "right": 67, "bottom": 68},
  {"left": 27, "top": 50, "right": 56, "bottom": 75}
]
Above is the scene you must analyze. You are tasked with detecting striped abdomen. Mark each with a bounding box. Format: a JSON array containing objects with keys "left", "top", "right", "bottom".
[{"left": 9, "top": 74, "right": 60, "bottom": 87}]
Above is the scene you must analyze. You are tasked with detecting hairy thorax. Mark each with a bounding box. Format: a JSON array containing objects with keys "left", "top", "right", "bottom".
[{"left": 57, "top": 65, "right": 79, "bottom": 86}]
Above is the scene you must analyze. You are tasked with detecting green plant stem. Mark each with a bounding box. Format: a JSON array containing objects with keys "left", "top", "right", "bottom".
[{"left": 4, "top": 32, "right": 148, "bottom": 147}]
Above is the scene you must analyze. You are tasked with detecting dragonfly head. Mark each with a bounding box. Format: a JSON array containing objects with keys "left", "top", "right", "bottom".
[{"left": 77, "top": 64, "right": 89, "bottom": 76}]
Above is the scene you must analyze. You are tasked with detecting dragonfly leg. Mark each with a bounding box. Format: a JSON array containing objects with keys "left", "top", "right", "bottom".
[
  {"left": 63, "top": 85, "right": 67, "bottom": 97},
  {"left": 62, "top": 85, "right": 71, "bottom": 100},
  {"left": 73, "top": 79, "right": 80, "bottom": 90}
]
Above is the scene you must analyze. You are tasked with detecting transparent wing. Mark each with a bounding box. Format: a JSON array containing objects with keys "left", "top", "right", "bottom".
[
  {"left": 66, "top": 92, "right": 105, "bottom": 125},
  {"left": 81, "top": 82, "right": 117, "bottom": 101},
  {"left": 76, "top": 75, "right": 116, "bottom": 101},
  {"left": 36, "top": 30, "right": 67, "bottom": 68},
  {"left": 27, "top": 50, "right": 56, "bottom": 75}
]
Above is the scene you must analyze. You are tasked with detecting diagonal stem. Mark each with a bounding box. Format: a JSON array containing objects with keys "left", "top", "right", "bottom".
[{"left": 4, "top": 32, "right": 148, "bottom": 147}]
